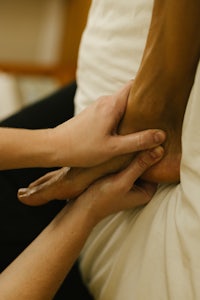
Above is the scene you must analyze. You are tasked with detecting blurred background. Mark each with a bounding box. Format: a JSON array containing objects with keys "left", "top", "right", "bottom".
[{"left": 0, "top": 0, "right": 91, "bottom": 120}]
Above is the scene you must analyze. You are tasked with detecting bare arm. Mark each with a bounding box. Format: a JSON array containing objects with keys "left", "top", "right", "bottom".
[
  {"left": 0, "top": 127, "right": 53, "bottom": 170},
  {"left": 0, "top": 147, "right": 163, "bottom": 299},
  {"left": 0, "top": 83, "right": 157, "bottom": 170},
  {"left": 121, "top": 0, "right": 200, "bottom": 182}
]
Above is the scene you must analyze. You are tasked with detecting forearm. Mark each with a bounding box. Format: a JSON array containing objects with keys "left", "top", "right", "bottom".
[
  {"left": 158, "top": 0, "right": 200, "bottom": 77},
  {"left": 0, "top": 128, "right": 55, "bottom": 170},
  {"left": 119, "top": 0, "right": 200, "bottom": 182},
  {"left": 0, "top": 203, "right": 94, "bottom": 299},
  {"left": 123, "top": 0, "right": 200, "bottom": 129},
  {"left": 142, "top": 0, "right": 200, "bottom": 76}
]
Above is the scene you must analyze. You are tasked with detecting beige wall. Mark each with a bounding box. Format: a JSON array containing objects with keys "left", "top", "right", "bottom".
[
  {"left": 0, "top": 0, "right": 91, "bottom": 120},
  {"left": 0, "top": 0, "right": 66, "bottom": 65}
]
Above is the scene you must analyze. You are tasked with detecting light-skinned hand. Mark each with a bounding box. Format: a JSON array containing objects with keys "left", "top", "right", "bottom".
[
  {"left": 18, "top": 146, "right": 164, "bottom": 207},
  {"left": 74, "top": 146, "right": 164, "bottom": 225},
  {"left": 50, "top": 82, "right": 165, "bottom": 167}
]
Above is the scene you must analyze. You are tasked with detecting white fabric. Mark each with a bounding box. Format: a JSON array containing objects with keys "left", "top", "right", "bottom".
[
  {"left": 74, "top": 0, "right": 200, "bottom": 299},
  {"left": 75, "top": 0, "right": 153, "bottom": 115}
]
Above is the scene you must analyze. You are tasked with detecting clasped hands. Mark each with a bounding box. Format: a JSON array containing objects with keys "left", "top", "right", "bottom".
[{"left": 18, "top": 82, "right": 165, "bottom": 220}]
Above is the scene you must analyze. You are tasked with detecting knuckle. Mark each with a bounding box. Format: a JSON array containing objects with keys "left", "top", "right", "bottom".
[
  {"left": 98, "top": 181, "right": 113, "bottom": 197},
  {"left": 112, "top": 174, "right": 129, "bottom": 193},
  {"left": 108, "top": 139, "right": 119, "bottom": 155},
  {"left": 136, "top": 130, "right": 155, "bottom": 151},
  {"left": 136, "top": 132, "right": 145, "bottom": 151},
  {"left": 96, "top": 96, "right": 112, "bottom": 113},
  {"left": 105, "top": 176, "right": 125, "bottom": 195},
  {"left": 137, "top": 156, "right": 149, "bottom": 170},
  {"left": 118, "top": 184, "right": 128, "bottom": 194}
]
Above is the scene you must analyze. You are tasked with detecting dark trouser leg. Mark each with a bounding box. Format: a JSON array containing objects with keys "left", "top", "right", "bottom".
[{"left": 0, "top": 82, "right": 93, "bottom": 299}]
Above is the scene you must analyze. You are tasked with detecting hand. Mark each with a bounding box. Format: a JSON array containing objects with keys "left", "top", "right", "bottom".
[
  {"left": 18, "top": 145, "right": 164, "bottom": 207},
  {"left": 50, "top": 81, "right": 166, "bottom": 167},
  {"left": 18, "top": 167, "right": 72, "bottom": 206},
  {"left": 73, "top": 146, "right": 164, "bottom": 224}
]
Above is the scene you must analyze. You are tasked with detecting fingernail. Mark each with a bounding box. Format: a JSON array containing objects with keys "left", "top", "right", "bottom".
[
  {"left": 18, "top": 188, "right": 33, "bottom": 198},
  {"left": 149, "top": 146, "right": 164, "bottom": 159},
  {"left": 154, "top": 131, "right": 165, "bottom": 143},
  {"left": 18, "top": 188, "right": 28, "bottom": 196}
]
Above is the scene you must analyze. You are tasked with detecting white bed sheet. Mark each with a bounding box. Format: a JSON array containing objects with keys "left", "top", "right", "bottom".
[{"left": 80, "top": 60, "right": 200, "bottom": 300}]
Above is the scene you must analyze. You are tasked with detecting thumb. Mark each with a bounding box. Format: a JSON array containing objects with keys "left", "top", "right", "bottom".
[
  {"left": 111, "top": 129, "right": 166, "bottom": 156},
  {"left": 110, "top": 145, "right": 164, "bottom": 191},
  {"left": 121, "top": 181, "right": 158, "bottom": 209}
]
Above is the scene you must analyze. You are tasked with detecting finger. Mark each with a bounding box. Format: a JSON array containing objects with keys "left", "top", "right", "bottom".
[
  {"left": 121, "top": 181, "right": 157, "bottom": 209},
  {"left": 18, "top": 184, "right": 54, "bottom": 206},
  {"left": 132, "top": 180, "right": 158, "bottom": 200},
  {"left": 111, "top": 81, "right": 133, "bottom": 125},
  {"left": 28, "top": 171, "right": 57, "bottom": 188},
  {"left": 113, "top": 81, "right": 133, "bottom": 103},
  {"left": 112, "top": 146, "right": 164, "bottom": 190},
  {"left": 28, "top": 168, "right": 69, "bottom": 188},
  {"left": 110, "top": 129, "right": 166, "bottom": 156},
  {"left": 18, "top": 177, "right": 67, "bottom": 206},
  {"left": 114, "top": 80, "right": 133, "bottom": 97}
]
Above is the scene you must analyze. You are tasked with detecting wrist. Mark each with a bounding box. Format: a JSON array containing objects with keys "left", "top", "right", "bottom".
[
  {"left": 39, "top": 128, "right": 59, "bottom": 167},
  {"left": 71, "top": 198, "right": 100, "bottom": 228},
  {"left": 46, "top": 125, "right": 71, "bottom": 167}
]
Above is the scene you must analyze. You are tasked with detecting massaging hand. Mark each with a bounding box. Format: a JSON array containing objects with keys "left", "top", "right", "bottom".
[
  {"left": 74, "top": 146, "right": 164, "bottom": 223},
  {"left": 18, "top": 146, "right": 164, "bottom": 206},
  {"left": 51, "top": 81, "right": 165, "bottom": 167}
]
